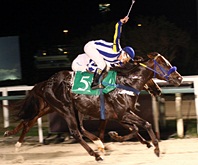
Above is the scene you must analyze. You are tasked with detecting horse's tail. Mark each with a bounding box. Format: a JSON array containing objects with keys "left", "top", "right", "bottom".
[
  {"left": 17, "top": 93, "right": 40, "bottom": 121},
  {"left": 11, "top": 85, "right": 43, "bottom": 121}
]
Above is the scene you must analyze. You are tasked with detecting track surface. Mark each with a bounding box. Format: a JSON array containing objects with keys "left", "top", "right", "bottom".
[{"left": 0, "top": 137, "right": 198, "bottom": 165}]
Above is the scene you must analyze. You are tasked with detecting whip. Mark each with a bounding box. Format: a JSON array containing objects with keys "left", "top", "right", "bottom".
[{"left": 127, "top": 0, "right": 136, "bottom": 17}]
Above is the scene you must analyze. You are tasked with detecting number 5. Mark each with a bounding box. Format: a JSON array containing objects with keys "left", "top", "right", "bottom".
[{"left": 77, "top": 76, "right": 90, "bottom": 91}]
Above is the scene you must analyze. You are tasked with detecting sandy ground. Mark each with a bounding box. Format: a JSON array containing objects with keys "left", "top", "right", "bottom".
[{"left": 0, "top": 137, "right": 198, "bottom": 165}]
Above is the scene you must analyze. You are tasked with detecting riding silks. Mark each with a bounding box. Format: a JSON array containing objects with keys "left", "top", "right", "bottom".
[{"left": 72, "top": 71, "right": 117, "bottom": 95}]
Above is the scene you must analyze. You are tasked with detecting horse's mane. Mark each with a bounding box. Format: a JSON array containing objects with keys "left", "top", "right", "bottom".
[{"left": 111, "top": 56, "right": 148, "bottom": 76}]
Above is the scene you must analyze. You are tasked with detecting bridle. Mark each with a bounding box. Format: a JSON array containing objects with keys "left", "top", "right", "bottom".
[{"left": 139, "top": 54, "right": 177, "bottom": 81}]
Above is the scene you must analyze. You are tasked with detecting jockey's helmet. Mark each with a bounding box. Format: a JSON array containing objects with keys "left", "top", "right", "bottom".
[{"left": 123, "top": 46, "right": 135, "bottom": 61}]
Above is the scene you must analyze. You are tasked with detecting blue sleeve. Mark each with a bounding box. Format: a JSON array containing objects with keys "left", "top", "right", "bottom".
[{"left": 113, "top": 21, "right": 123, "bottom": 52}]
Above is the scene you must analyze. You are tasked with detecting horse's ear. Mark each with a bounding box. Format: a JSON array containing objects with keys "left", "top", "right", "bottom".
[
  {"left": 134, "top": 56, "right": 144, "bottom": 61},
  {"left": 147, "top": 52, "right": 159, "bottom": 59}
]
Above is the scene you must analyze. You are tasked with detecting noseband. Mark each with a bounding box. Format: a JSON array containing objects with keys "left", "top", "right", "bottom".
[{"left": 139, "top": 55, "right": 177, "bottom": 81}]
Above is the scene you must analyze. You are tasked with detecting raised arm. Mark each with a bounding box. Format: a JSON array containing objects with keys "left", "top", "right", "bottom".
[{"left": 113, "top": 16, "right": 129, "bottom": 52}]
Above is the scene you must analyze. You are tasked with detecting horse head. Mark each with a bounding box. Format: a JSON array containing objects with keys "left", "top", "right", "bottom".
[{"left": 142, "top": 52, "right": 183, "bottom": 86}]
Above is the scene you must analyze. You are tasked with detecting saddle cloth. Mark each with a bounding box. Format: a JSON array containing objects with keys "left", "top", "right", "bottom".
[{"left": 72, "top": 71, "right": 117, "bottom": 95}]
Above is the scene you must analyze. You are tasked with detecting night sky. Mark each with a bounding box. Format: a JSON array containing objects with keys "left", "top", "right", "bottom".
[
  {"left": 0, "top": 0, "right": 197, "bottom": 84},
  {"left": 0, "top": 0, "right": 197, "bottom": 46}
]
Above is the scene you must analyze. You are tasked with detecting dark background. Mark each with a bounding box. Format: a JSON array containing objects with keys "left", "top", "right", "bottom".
[{"left": 0, "top": 0, "right": 197, "bottom": 86}]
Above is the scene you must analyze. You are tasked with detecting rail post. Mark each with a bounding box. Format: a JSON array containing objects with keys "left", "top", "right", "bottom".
[
  {"left": 2, "top": 88, "right": 9, "bottom": 128},
  {"left": 175, "top": 93, "right": 184, "bottom": 138},
  {"left": 152, "top": 95, "right": 160, "bottom": 139},
  {"left": 194, "top": 79, "right": 198, "bottom": 134}
]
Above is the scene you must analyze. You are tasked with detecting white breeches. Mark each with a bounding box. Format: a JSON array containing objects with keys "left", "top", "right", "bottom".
[
  {"left": 84, "top": 41, "right": 106, "bottom": 70},
  {"left": 71, "top": 53, "right": 90, "bottom": 72}
]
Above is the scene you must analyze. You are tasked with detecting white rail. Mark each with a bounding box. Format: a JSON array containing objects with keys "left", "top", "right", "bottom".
[
  {"left": 0, "top": 75, "right": 198, "bottom": 142},
  {"left": 153, "top": 75, "right": 198, "bottom": 138}
]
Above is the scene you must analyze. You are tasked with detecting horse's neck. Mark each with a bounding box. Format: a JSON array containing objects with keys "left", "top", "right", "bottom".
[{"left": 116, "top": 66, "right": 153, "bottom": 91}]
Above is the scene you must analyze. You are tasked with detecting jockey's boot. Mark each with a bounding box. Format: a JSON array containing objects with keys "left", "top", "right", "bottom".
[{"left": 91, "top": 68, "right": 105, "bottom": 90}]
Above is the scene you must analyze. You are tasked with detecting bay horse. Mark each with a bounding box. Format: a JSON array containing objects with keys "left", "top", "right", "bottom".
[
  {"left": 4, "top": 71, "right": 161, "bottom": 147},
  {"left": 5, "top": 52, "right": 182, "bottom": 161},
  {"left": 41, "top": 52, "right": 182, "bottom": 160}
]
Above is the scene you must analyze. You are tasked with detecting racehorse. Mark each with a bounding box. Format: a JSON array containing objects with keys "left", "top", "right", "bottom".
[
  {"left": 42, "top": 52, "right": 182, "bottom": 160},
  {"left": 4, "top": 70, "right": 161, "bottom": 148},
  {"left": 5, "top": 52, "right": 182, "bottom": 161}
]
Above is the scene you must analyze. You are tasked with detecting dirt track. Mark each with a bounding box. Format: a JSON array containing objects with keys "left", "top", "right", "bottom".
[{"left": 0, "top": 137, "right": 198, "bottom": 165}]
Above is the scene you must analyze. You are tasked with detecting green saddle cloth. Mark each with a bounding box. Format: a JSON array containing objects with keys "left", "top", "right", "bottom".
[{"left": 72, "top": 71, "right": 117, "bottom": 95}]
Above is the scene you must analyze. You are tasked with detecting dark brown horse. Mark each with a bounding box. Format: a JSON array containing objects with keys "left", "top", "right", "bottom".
[
  {"left": 42, "top": 52, "right": 182, "bottom": 160},
  {"left": 5, "top": 52, "right": 182, "bottom": 161},
  {"left": 4, "top": 73, "right": 161, "bottom": 148}
]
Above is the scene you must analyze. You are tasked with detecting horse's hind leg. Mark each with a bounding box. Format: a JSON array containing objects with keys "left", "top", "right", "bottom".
[
  {"left": 44, "top": 91, "right": 104, "bottom": 161},
  {"left": 59, "top": 111, "right": 104, "bottom": 161},
  {"left": 4, "top": 120, "right": 34, "bottom": 151},
  {"left": 8, "top": 108, "right": 51, "bottom": 150},
  {"left": 14, "top": 117, "right": 40, "bottom": 150},
  {"left": 4, "top": 120, "right": 35, "bottom": 150},
  {"left": 4, "top": 121, "right": 24, "bottom": 137}
]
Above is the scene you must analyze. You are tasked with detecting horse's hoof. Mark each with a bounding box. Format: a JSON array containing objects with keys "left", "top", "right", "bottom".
[
  {"left": 4, "top": 131, "right": 10, "bottom": 137},
  {"left": 96, "top": 156, "right": 103, "bottom": 161},
  {"left": 15, "top": 142, "right": 22, "bottom": 152},
  {"left": 108, "top": 131, "right": 124, "bottom": 142},
  {"left": 108, "top": 131, "right": 118, "bottom": 137},
  {"left": 147, "top": 143, "right": 152, "bottom": 148},
  {"left": 15, "top": 142, "right": 22, "bottom": 148},
  {"left": 154, "top": 148, "right": 160, "bottom": 157}
]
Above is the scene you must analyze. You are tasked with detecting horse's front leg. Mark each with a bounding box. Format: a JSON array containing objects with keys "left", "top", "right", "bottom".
[
  {"left": 108, "top": 124, "right": 138, "bottom": 142},
  {"left": 78, "top": 112, "right": 105, "bottom": 153},
  {"left": 143, "top": 121, "right": 160, "bottom": 156},
  {"left": 121, "top": 112, "right": 160, "bottom": 157},
  {"left": 98, "top": 117, "right": 152, "bottom": 148},
  {"left": 107, "top": 122, "right": 151, "bottom": 148},
  {"left": 135, "top": 133, "right": 152, "bottom": 148}
]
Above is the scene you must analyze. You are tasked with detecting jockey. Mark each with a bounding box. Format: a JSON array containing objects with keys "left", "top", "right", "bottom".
[{"left": 71, "top": 16, "right": 135, "bottom": 89}]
